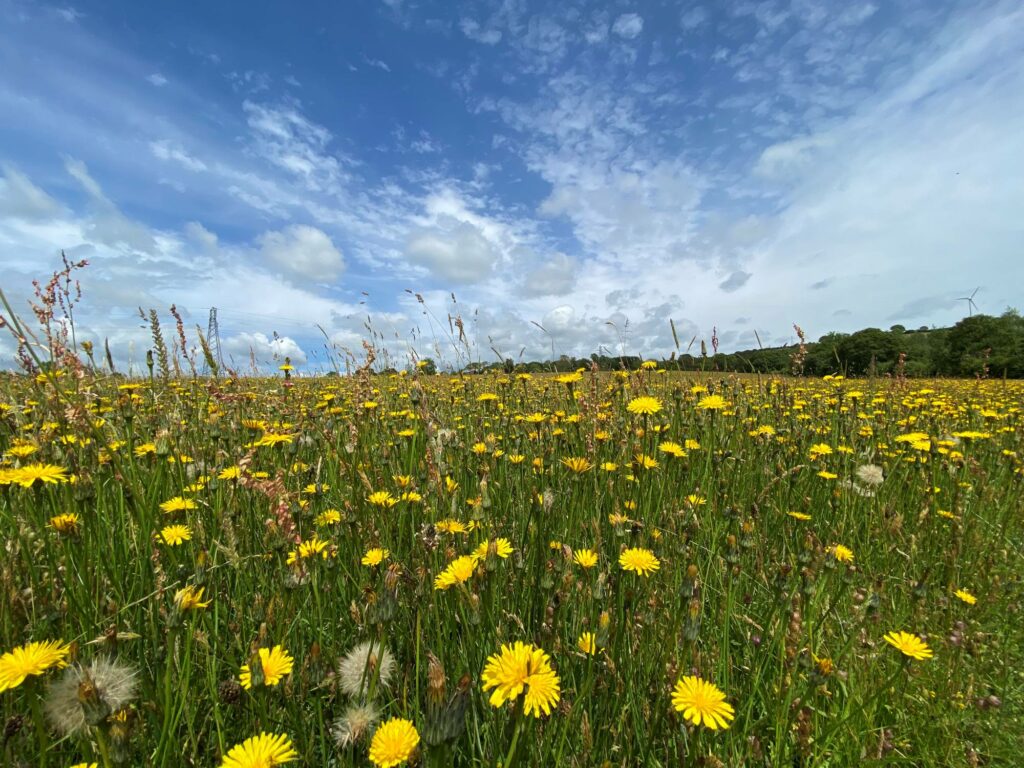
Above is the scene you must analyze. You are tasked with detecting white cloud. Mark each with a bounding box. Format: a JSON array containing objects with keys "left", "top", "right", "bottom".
[
  {"left": 0, "top": 167, "right": 62, "bottom": 220},
  {"left": 258, "top": 225, "right": 345, "bottom": 281},
  {"left": 146, "top": 73, "right": 167, "bottom": 87},
  {"left": 406, "top": 218, "right": 497, "bottom": 283},
  {"left": 521, "top": 252, "right": 576, "bottom": 296},
  {"left": 222, "top": 332, "right": 307, "bottom": 366},
  {"left": 460, "top": 18, "right": 502, "bottom": 45},
  {"left": 612, "top": 13, "right": 644, "bottom": 40},
  {"left": 150, "top": 140, "right": 208, "bottom": 172}
]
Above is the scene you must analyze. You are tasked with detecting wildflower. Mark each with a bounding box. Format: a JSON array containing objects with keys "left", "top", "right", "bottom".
[
  {"left": 856, "top": 464, "right": 884, "bottom": 486},
  {"left": 828, "top": 544, "right": 854, "bottom": 563},
  {"left": 658, "top": 441, "right": 685, "bottom": 458},
  {"left": 471, "top": 538, "right": 513, "bottom": 562},
  {"left": 338, "top": 641, "right": 396, "bottom": 698},
  {"left": 221, "top": 732, "right": 298, "bottom": 767},
  {"left": 627, "top": 396, "right": 662, "bottom": 416},
  {"left": 561, "top": 456, "right": 594, "bottom": 473},
  {"left": 600, "top": 461, "right": 618, "bottom": 472},
  {"left": 8, "top": 463, "right": 70, "bottom": 487},
  {"left": 481, "top": 641, "right": 561, "bottom": 717},
  {"left": 255, "top": 433, "right": 294, "bottom": 448},
  {"left": 49, "top": 513, "right": 81, "bottom": 534},
  {"left": 883, "top": 631, "right": 933, "bottom": 660},
  {"left": 634, "top": 453, "right": 659, "bottom": 470},
  {"left": 671, "top": 676, "right": 734, "bottom": 730},
  {"left": 45, "top": 657, "right": 138, "bottom": 735},
  {"left": 577, "top": 632, "right": 598, "bottom": 655},
  {"left": 573, "top": 549, "right": 598, "bottom": 568},
  {"left": 240, "top": 646, "right": 294, "bottom": 690},
  {"left": 332, "top": 702, "right": 381, "bottom": 748},
  {"left": 174, "top": 585, "right": 211, "bottom": 611},
  {"left": 697, "top": 395, "right": 728, "bottom": 411},
  {"left": 555, "top": 372, "right": 583, "bottom": 385},
  {"left": 619, "top": 547, "right": 660, "bottom": 577},
  {"left": 817, "top": 470, "right": 838, "bottom": 480},
  {"left": 0, "top": 640, "right": 71, "bottom": 692},
  {"left": 685, "top": 494, "right": 706, "bottom": 507},
  {"left": 435, "top": 519, "right": 468, "bottom": 535},
  {"left": 809, "top": 443, "right": 833, "bottom": 458},
  {"left": 159, "top": 496, "right": 197, "bottom": 514},
  {"left": 316, "top": 509, "right": 342, "bottom": 526},
  {"left": 362, "top": 548, "right": 390, "bottom": 567},
  {"left": 787, "top": 511, "right": 812, "bottom": 521},
  {"left": 953, "top": 589, "right": 977, "bottom": 606},
  {"left": 433, "top": 556, "right": 477, "bottom": 590},
  {"left": 286, "top": 537, "right": 330, "bottom": 565},
  {"left": 369, "top": 718, "right": 420, "bottom": 768},
  {"left": 367, "top": 491, "right": 399, "bottom": 508},
  {"left": 218, "top": 466, "right": 241, "bottom": 480},
  {"left": 160, "top": 524, "right": 192, "bottom": 546}
]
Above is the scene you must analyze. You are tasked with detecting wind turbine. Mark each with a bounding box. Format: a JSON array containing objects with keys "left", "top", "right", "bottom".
[{"left": 958, "top": 288, "right": 980, "bottom": 317}]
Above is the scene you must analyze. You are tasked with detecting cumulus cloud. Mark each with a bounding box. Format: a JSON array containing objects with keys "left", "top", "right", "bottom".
[
  {"left": 406, "top": 218, "right": 497, "bottom": 283},
  {"left": 612, "top": 13, "right": 644, "bottom": 39},
  {"left": 521, "top": 252, "right": 576, "bottom": 296},
  {"left": 222, "top": 332, "right": 307, "bottom": 367},
  {"left": 258, "top": 225, "right": 344, "bottom": 281}
]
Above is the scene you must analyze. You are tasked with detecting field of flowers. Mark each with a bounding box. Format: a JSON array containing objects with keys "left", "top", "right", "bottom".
[{"left": 1, "top": 366, "right": 1022, "bottom": 766}]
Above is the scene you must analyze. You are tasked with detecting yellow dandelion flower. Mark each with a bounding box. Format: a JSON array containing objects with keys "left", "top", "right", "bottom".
[
  {"left": 160, "top": 524, "right": 192, "bottom": 546},
  {"left": 627, "top": 396, "right": 662, "bottom": 416},
  {"left": 671, "top": 676, "right": 735, "bottom": 730},
  {"left": 221, "top": 732, "right": 298, "bottom": 767},
  {"left": 828, "top": 544, "right": 854, "bottom": 563},
  {"left": 159, "top": 496, "right": 197, "bottom": 514},
  {"left": 0, "top": 639, "right": 71, "bottom": 692},
  {"left": 433, "top": 555, "right": 477, "bottom": 590},
  {"left": 577, "top": 632, "right": 598, "bottom": 655},
  {"left": 367, "top": 491, "right": 399, "bottom": 508},
  {"left": 696, "top": 395, "right": 728, "bottom": 411},
  {"left": 240, "top": 645, "right": 294, "bottom": 690},
  {"left": 174, "top": 585, "right": 211, "bottom": 612},
  {"left": 368, "top": 718, "right": 420, "bottom": 768},
  {"left": 882, "top": 631, "right": 933, "bottom": 660},
  {"left": 481, "top": 641, "right": 561, "bottom": 717},
  {"left": 48, "top": 513, "right": 81, "bottom": 534},
  {"left": 362, "top": 548, "right": 390, "bottom": 567},
  {"left": 619, "top": 547, "right": 660, "bottom": 577},
  {"left": 953, "top": 589, "right": 977, "bottom": 606},
  {"left": 573, "top": 549, "right": 598, "bottom": 568}
]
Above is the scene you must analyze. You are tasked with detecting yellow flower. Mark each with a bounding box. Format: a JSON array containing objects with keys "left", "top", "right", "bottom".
[
  {"left": 953, "top": 589, "right": 977, "bottom": 606},
  {"left": 787, "top": 511, "right": 812, "bottom": 521},
  {"left": 436, "top": 519, "right": 469, "bottom": 535},
  {"left": 316, "top": 509, "right": 342, "bottom": 526},
  {"left": 627, "top": 396, "right": 662, "bottom": 416},
  {"left": 619, "top": 547, "right": 660, "bottom": 577},
  {"left": 8, "top": 463, "right": 69, "bottom": 487},
  {"left": 471, "top": 538, "right": 513, "bottom": 562},
  {"left": 481, "top": 641, "right": 561, "bottom": 717},
  {"left": 671, "top": 676, "right": 735, "bottom": 730},
  {"left": 218, "top": 466, "right": 241, "bottom": 480},
  {"left": 577, "top": 632, "right": 598, "bottom": 655},
  {"left": 48, "top": 513, "right": 81, "bottom": 534},
  {"left": 685, "top": 494, "right": 706, "bottom": 507},
  {"left": 286, "top": 537, "right": 330, "bottom": 565},
  {"left": 221, "top": 732, "right": 298, "bottom": 767},
  {"left": 573, "top": 549, "right": 598, "bottom": 568},
  {"left": 159, "top": 496, "right": 197, "bottom": 514},
  {"left": 658, "top": 441, "right": 685, "bottom": 457},
  {"left": 829, "top": 544, "right": 854, "bottom": 563},
  {"left": 362, "top": 548, "right": 390, "bottom": 567},
  {"left": 560, "top": 456, "right": 594, "bottom": 473},
  {"left": 696, "top": 394, "right": 728, "bottom": 411},
  {"left": 433, "top": 555, "right": 477, "bottom": 590},
  {"left": 555, "top": 372, "right": 583, "bottom": 385},
  {"left": 160, "top": 524, "right": 192, "bottom": 546},
  {"left": 882, "top": 631, "right": 933, "bottom": 661},
  {"left": 174, "top": 585, "right": 211, "bottom": 611},
  {"left": 0, "top": 639, "right": 71, "bottom": 692},
  {"left": 240, "top": 645, "right": 294, "bottom": 690},
  {"left": 367, "top": 491, "right": 398, "bottom": 508},
  {"left": 368, "top": 718, "right": 420, "bottom": 768}
]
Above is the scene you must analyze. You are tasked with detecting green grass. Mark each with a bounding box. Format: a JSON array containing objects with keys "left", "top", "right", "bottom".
[{"left": 1, "top": 369, "right": 1021, "bottom": 766}]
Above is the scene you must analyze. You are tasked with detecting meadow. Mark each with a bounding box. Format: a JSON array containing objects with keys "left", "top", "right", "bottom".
[{"left": 1, "top": 361, "right": 1022, "bottom": 766}]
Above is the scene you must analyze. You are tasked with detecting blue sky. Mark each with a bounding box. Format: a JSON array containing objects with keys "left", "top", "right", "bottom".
[{"left": 1, "top": 0, "right": 1022, "bottom": 372}]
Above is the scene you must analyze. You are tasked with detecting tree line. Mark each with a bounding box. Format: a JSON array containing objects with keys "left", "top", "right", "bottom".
[{"left": 447, "top": 310, "right": 1024, "bottom": 378}]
